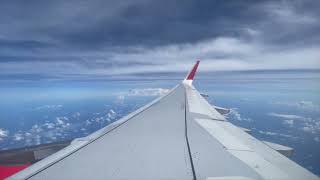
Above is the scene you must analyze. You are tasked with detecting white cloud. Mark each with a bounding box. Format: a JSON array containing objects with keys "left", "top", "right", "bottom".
[
  {"left": 117, "top": 95, "right": 125, "bottom": 100},
  {"left": 116, "top": 95, "right": 125, "bottom": 104},
  {"left": 0, "top": 128, "right": 9, "bottom": 140},
  {"left": 243, "top": 28, "right": 260, "bottom": 36},
  {"left": 258, "top": 130, "right": 297, "bottom": 139},
  {"left": 50, "top": 136, "right": 57, "bottom": 140},
  {"left": 268, "top": 112, "right": 320, "bottom": 132},
  {"left": 226, "top": 108, "right": 252, "bottom": 122},
  {"left": 44, "top": 122, "right": 55, "bottom": 129},
  {"left": 271, "top": 100, "right": 320, "bottom": 112},
  {"left": 89, "top": 109, "right": 118, "bottom": 124},
  {"left": 301, "top": 120, "right": 320, "bottom": 134},
  {"left": 259, "top": 130, "right": 277, "bottom": 136},
  {"left": 34, "top": 135, "right": 41, "bottom": 145},
  {"left": 298, "top": 101, "right": 320, "bottom": 112},
  {"left": 56, "top": 118, "right": 64, "bottom": 125},
  {"left": 125, "top": 88, "right": 170, "bottom": 96},
  {"left": 7, "top": 114, "right": 78, "bottom": 146},
  {"left": 107, "top": 109, "right": 116, "bottom": 119},
  {"left": 85, "top": 120, "right": 92, "bottom": 125},
  {"left": 72, "top": 112, "right": 81, "bottom": 119},
  {"left": 13, "top": 133, "right": 24, "bottom": 141},
  {"left": 268, "top": 112, "right": 303, "bottom": 119},
  {"left": 302, "top": 126, "right": 312, "bottom": 133},
  {"left": 283, "top": 119, "right": 294, "bottom": 127},
  {"left": 56, "top": 117, "right": 69, "bottom": 125},
  {"left": 35, "top": 105, "right": 63, "bottom": 111},
  {"left": 31, "top": 124, "right": 43, "bottom": 133},
  {"left": 94, "top": 117, "right": 104, "bottom": 123}
]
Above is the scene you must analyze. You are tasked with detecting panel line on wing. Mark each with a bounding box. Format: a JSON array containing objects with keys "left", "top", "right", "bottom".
[{"left": 184, "top": 87, "right": 197, "bottom": 180}]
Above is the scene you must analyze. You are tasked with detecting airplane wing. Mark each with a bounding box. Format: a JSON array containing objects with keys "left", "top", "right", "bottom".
[{"left": 8, "top": 61, "right": 319, "bottom": 180}]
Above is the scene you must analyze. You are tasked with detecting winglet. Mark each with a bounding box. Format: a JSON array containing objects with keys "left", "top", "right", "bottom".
[{"left": 183, "top": 60, "right": 200, "bottom": 86}]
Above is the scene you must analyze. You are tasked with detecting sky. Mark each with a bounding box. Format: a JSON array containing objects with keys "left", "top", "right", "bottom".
[
  {"left": 0, "top": 1, "right": 320, "bottom": 175},
  {"left": 0, "top": 0, "right": 319, "bottom": 82}
]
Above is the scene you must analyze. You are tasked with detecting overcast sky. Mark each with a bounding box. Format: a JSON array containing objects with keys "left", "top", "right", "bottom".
[{"left": 0, "top": 0, "right": 319, "bottom": 80}]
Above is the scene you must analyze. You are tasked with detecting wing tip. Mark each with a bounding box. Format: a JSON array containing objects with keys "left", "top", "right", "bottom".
[
  {"left": 183, "top": 60, "right": 200, "bottom": 86},
  {"left": 186, "top": 60, "right": 200, "bottom": 80}
]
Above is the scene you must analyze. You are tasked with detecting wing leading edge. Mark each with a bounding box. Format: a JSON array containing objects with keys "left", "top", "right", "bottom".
[{"left": 9, "top": 61, "right": 319, "bottom": 180}]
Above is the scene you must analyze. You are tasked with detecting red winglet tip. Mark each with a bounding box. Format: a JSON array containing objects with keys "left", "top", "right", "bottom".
[{"left": 186, "top": 60, "right": 200, "bottom": 80}]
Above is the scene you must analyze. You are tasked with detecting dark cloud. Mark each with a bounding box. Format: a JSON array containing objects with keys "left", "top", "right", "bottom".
[
  {"left": 0, "top": 0, "right": 273, "bottom": 49},
  {"left": 0, "top": 0, "right": 319, "bottom": 80}
]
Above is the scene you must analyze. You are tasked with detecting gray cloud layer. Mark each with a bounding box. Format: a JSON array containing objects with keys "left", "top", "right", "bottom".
[{"left": 0, "top": 0, "right": 319, "bottom": 80}]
